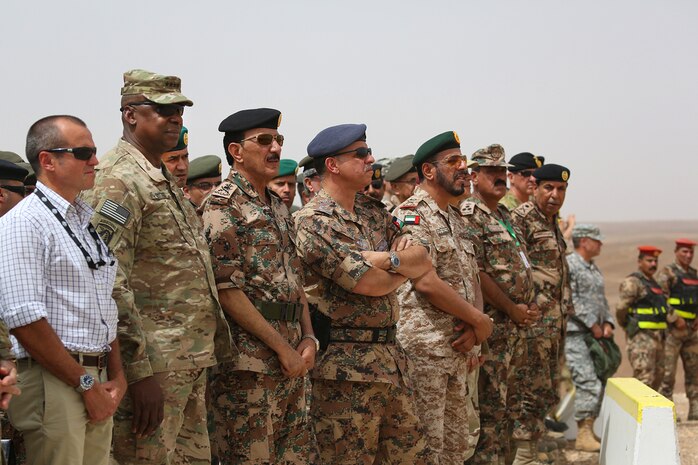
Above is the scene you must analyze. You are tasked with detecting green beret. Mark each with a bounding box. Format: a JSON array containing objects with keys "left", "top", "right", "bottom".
[
  {"left": 275, "top": 159, "right": 298, "bottom": 178},
  {"left": 413, "top": 131, "right": 461, "bottom": 167},
  {"left": 471, "top": 144, "right": 513, "bottom": 168},
  {"left": 121, "top": 69, "right": 193, "bottom": 106},
  {"left": 187, "top": 155, "right": 222, "bottom": 182},
  {"left": 533, "top": 163, "right": 570, "bottom": 183},
  {"left": 385, "top": 155, "right": 416, "bottom": 181},
  {"left": 167, "top": 126, "right": 188, "bottom": 152}
]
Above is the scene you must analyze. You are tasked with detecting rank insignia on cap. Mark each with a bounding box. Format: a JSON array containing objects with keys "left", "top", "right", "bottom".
[
  {"left": 374, "top": 168, "right": 381, "bottom": 178},
  {"left": 404, "top": 214, "right": 420, "bottom": 225},
  {"left": 183, "top": 132, "right": 189, "bottom": 146},
  {"left": 98, "top": 199, "right": 131, "bottom": 226},
  {"left": 561, "top": 170, "right": 569, "bottom": 181},
  {"left": 453, "top": 131, "right": 460, "bottom": 144},
  {"left": 218, "top": 162, "right": 222, "bottom": 174},
  {"left": 392, "top": 216, "right": 404, "bottom": 230},
  {"left": 534, "top": 156, "right": 542, "bottom": 168}
]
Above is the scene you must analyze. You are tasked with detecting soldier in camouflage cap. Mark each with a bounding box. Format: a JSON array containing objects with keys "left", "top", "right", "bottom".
[
  {"left": 183, "top": 155, "right": 222, "bottom": 209},
  {"left": 460, "top": 143, "right": 538, "bottom": 465},
  {"left": 394, "top": 130, "right": 493, "bottom": 463},
  {"left": 295, "top": 123, "right": 432, "bottom": 464},
  {"left": 298, "top": 155, "right": 321, "bottom": 204},
  {"left": 203, "top": 108, "right": 317, "bottom": 463},
  {"left": 384, "top": 154, "right": 418, "bottom": 212},
  {"left": 161, "top": 126, "right": 190, "bottom": 187},
  {"left": 510, "top": 163, "right": 573, "bottom": 462},
  {"left": 83, "top": 69, "right": 234, "bottom": 465}
]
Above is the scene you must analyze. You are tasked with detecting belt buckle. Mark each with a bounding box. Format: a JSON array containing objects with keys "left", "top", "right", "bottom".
[{"left": 97, "top": 353, "right": 107, "bottom": 370}]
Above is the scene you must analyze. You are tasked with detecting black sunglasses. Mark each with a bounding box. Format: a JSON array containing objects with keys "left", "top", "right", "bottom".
[
  {"left": 333, "top": 147, "right": 372, "bottom": 159},
  {"left": 0, "top": 185, "right": 27, "bottom": 197},
  {"left": 517, "top": 170, "right": 535, "bottom": 177},
  {"left": 189, "top": 181, "right": 222, "bottom": 190},
  {"left": 121, "top": 102, "right": 185, "bottom": 117},
  {"left": 241, "top": 133, "right": 285, "bottom": 147},
  {"left": 44, "top": 147, "right": 97, "bottom": 161}
]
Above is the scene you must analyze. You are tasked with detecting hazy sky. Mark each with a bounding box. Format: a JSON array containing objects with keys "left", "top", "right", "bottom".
[{"left": 3, "top": 0, "right": 697, "bottom": 222}]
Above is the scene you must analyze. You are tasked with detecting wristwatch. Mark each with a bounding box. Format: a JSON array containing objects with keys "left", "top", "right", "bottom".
[
  {"left": 302, "top": 334, "right": 321, "bottom": 352},
  {"left": 76, "top": 373, "right": 95, "bottom": 393},
  {"left": 389, "top": 252, "right": 401, "bottom": 271}
]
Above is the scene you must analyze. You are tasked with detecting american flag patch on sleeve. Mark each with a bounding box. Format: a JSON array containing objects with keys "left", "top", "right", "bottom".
[{"left": 98, "top": 199, "right": 131, "bottom": 226}]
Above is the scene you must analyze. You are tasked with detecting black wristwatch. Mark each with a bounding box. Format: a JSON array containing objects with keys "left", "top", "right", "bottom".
[
  {"left": 76, "top": 373, "right": 95, "bottom": 393},
  {"left": 389, "top": 252, "right": 401, "bottom": 271}
]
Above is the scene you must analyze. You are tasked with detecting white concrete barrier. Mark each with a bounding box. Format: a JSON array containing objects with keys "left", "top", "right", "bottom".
[{"left": 599, "top": 377, "right": 680, "bottom": 465}]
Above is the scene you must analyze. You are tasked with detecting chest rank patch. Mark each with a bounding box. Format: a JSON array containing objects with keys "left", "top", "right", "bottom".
[
  {"left": 404, "top": 214, "right": 420, "bottom": 225},
  {"left": 99, "top": 199, "right": 131, "bottom": 226}
]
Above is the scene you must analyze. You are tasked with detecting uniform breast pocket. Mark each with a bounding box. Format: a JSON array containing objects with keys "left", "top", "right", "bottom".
[
  {"left": 484, "top": 231, "right": 515, "bottom": 271},
  {"left": 529, "top": 232, "right": 560, "bottom": 266},
  {"left": 146, "top": 200, "right": 193, "bottom": 250}
]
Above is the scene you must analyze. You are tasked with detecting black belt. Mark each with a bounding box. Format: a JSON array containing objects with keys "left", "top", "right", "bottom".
[
  {"left": 17, "top": 353, "right": 108, "bottom": 369},
  {"left": 329, "top": 325, "right": 398, "bottom": 344},
  {"left": 254, "top": 300, "right": 303, "bottom": 322}
]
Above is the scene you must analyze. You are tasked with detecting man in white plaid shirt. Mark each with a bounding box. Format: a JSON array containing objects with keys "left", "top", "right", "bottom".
[{"left": 0, "top": 115, "right": 126, "bottom": 465}]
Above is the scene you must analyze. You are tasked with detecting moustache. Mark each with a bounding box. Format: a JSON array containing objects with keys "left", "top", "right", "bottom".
[{"left": 494, "top": 179, "right": 507, "bottom": 187}]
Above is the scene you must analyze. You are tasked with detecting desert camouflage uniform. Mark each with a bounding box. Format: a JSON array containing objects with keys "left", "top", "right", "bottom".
[
  {"left": 83, "top": 138, "right": 234, "bottom": 465},
  {"left": 657, "top": 261, "right": 698, "bottom": 413},
  {"left": 616, "top": 272, "right": 670, "bottom": 390},
  {"left": 394, "top": 187, "right": 481, "bottom": 464},
  {"left": 511, "top": 201, "right": 574, "bottom": 440},
  {"left": 499, "top": 191, "right": 523, "bottom": 211},
  {"left": 295, "top": 190, "right": 428, "bottom": 465},
  {"left": 460, "top": 196, "right": 533, "bottom": 465},
  {"left": 565, "top": 251, "right": 615, "bottom": 421},
  {"left": 202, "top": 169, "right": 314, "bottom": 464}
]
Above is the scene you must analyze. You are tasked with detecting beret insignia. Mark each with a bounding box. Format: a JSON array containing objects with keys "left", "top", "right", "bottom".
[
  {"left": 561, "top": 170, "right": 569, "bottom": 181},
  {"left": 534, "top": 156, "right": 542, "bottom": 168},
  {"left": 453, "top": 131, "right": 460, "bottom": 144}
]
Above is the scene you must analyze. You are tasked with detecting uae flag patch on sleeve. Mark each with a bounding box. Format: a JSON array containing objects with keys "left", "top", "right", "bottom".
[{"left": 404, "top": 214, "right": 420, "bottom": 225}]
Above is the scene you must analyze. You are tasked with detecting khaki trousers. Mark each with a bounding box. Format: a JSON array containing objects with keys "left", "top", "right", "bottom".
[{"left": 7, "top": 360, "right": 112, "bottom": 465}]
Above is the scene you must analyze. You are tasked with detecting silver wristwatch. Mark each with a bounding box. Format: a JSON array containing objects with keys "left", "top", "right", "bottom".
[
  {"left": 302, "top": 334, "right": 321, "bottom": 351},
  {"left": 389, "top": 252, "right": 401, "bottom": 271},
  {"left": 76, "top": 373, "right": 95, "bottom": 393}
]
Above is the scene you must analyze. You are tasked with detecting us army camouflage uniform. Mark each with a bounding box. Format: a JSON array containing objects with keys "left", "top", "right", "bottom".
[
  {"left": 83, "top": 138, "right": 234, "bottom": 465},
  {"left": 294, "top": 190, "right": 429, "bottom": 465},
  {"left": 616, "top": 272, "right": 670, "bottom": 390},
  {"left": 202, "top": 169, "right": 314, "bottom": 464},
  {"left": 657, "top": 261, "right": 698, "bottom": 412},
  {"left": 565, "top": 252, "right": 615, "bottom": 421},
  {"left": 460, "top": 196, "right": 533, "bottom": 465},
  {"left": 394, "top": 187, "right": 481, "bottom": 464},
  {"left": 511, "top": 201, "right": 574, "bottom": 441},
  {"left": 499, "top": 191, "right": 523, "bottom": 211}
]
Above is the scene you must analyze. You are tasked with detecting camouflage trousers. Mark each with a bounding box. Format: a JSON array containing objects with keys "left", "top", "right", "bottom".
[
  {"left": 627, "top": 329, "right": 665, "bottom": 390},
  {"left": 311, "top": 378, "right": 429, "bottom": 464},
  {"left": 659, "top": 326, "right": 698, "bottom": 402},
  {"left": 467, "top": 327, "right": 526, "bottom": 465},
  {"left": 508, "top": 334, "right": 560, "bottom": 441},
  {"left": 210, "top": 369, "right": 314, "bottom": 464},
  {"left": 565, "top": 333, "right": 604, "bottom": 421},
  {"left": 407, "top": 351, "right": 476, "bottom": 465},
  {"left": 113, "top": 368, "right": 209, "bottom": 465}
]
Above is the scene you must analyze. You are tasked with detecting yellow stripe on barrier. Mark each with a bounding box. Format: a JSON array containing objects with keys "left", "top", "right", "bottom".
[{"left": 606, "top": 378, "right": 675, "bottom": 423}]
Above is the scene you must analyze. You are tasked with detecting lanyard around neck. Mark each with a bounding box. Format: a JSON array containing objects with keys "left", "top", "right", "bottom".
[{"left": 496, "top": 217, "right": 520, "bottom": 247}]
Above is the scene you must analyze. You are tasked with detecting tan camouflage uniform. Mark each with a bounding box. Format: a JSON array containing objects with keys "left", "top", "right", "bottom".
[
  {"left": 657, "top": 261, "right": 698, "bottom": 415},
  {"left": 83, "top": 138, "right": 234, "bottom": 465},
  {"left": 460, "top": 196, "right": 533, "bottom": 465},
  {"left": 511, "top": 201, "right": 573, "bottom": 441},
  {"left": 616, "top": 273, "right": 670, "bottom": 390},
  {"left": 394, "top": 187, "right": 481, "bottom": 464},
  {"left": 499, "top": 191, "right": 522, "bottom": 211},
  {"left": 295, "top": 190, "right": 429, "bottom": 465},
  {"left": 202, "top": 169, "right": 314, "bottom": 464}
]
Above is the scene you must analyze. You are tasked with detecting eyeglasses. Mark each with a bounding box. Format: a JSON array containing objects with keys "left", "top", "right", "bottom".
[
  {"left": 332, "top": 147, "right": 372, "bottom": 159},
  {"left": 44, "top": 146, "right": 97, "bottom": 161},
  {"left": 0, "top": 185, "right": 27, "bottom": 197},
  {"left": 241, "top": 133, "right": 284, "bottom": 147},
  {"left": 189, "top": 181, "right": 222, "bottom": 190},
  {"left": 432, "top": 155, "right": 469, "bottom": 168},
  {"left": 517, "top": 170, "right": 534, "bottom": 177},
  {"left": 121, "top": 102, "right": 185, "bottom": 117}
]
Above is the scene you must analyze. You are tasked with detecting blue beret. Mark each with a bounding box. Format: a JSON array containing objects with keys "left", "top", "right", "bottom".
[{"left": 307, "top": 123, "right": 367, "bottom": 158}]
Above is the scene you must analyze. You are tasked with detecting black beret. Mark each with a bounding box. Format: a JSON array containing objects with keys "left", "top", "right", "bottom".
[
  {"left": 218, "top": 108, "right": 282, "bottom": 140},
  {"left": 508, "top": 152, "right": 544, "bottom": 172},
  {"left": 413, "top": 131, "right": 461, "bottom": 167},
  {"left": 307, "top": 124, "right": 367, "bottom": 158},
  {"left": 371, "top": 163, "right": 384, "bottom": 181},
  {"left": 0, "top": 159, "right": 29, "bottom": 182},
  {"left": 533, "top": 163, "right": 570, "bottom": 183}
]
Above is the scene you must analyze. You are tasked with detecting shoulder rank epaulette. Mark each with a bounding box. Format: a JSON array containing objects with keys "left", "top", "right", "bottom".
[
  {"left": 211, "top": 181, "right": 237, "bottom": 200},
  {"left": 313, "top": 198, "right": 335, "bottom": 216},
  {"left": 460, "top": 202, "right": 475, "bottom": 216},
  {"left": 513, "top": 201, "right": 534, "bottom": 217}
]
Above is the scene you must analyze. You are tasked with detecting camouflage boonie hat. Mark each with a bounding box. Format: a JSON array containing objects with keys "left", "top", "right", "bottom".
[
  {"left": 121, "top": 69, "right": 193, "bottom": 106},
  {"left": 471, "top": 144, "right": 513, "bottom": 168},
  {"left": 572, "top": 223, "right": 604, "bottom": 241}
]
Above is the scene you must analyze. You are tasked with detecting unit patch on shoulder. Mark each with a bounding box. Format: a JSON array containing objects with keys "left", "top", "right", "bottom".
[
  {"left": 460, "top": 202, "right": 475, "bottom": 216},
  {"left": 98, "top": 199, "right": 131, "bottom": 226},
  {"left": 392, "top": 216, "right": 404, "bottom": 230},
  {"left": 95, "top": 221, "right": 117, "bottom": 245},
  {"left": 404, "top": 214, "right": 420, "bottom": 225}
]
